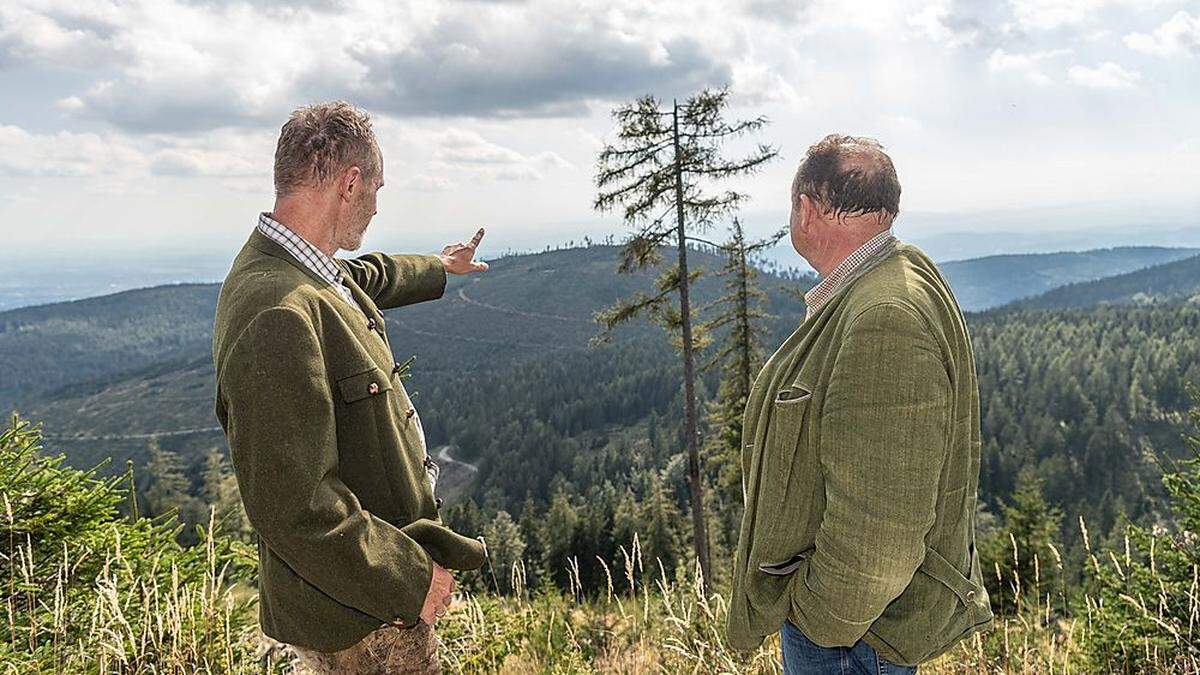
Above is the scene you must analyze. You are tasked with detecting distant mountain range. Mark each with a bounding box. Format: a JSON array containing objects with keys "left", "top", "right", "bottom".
[
  {"left": 941, "top": 246, "right": 1199, "bottom": 310},
  {"left": 1006, "top": 252, "right": 1200, "bottom": 310},
  {"left": 5, "top": 243, "right": 1200, "bottom": 489}
]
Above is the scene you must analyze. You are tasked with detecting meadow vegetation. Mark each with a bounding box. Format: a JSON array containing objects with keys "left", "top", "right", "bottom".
[{"left": 4, "top": 397, "right": 1199, "bottom": 673}]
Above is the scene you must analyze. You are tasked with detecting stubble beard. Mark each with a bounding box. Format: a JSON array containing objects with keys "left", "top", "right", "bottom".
[{"left": 340, "top": 202, "right": 374, "bottom": 252}]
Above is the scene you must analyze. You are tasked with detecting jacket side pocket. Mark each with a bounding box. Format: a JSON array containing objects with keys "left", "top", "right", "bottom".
[{"left": 759, "top": 546, "right": 816, "bottom": 576}]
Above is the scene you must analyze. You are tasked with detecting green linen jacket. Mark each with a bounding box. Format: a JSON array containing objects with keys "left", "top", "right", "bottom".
[
  {"left": 212, "top": 227, "right": 486, "bottom": 652},
  {"left": 726, "top": 242, "right": 994, "bottom": 666}
]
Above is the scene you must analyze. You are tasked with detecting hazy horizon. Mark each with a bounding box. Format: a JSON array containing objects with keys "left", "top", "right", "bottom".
[{"left": 3, "top": 213, "right": 1199, "bottom": 312}]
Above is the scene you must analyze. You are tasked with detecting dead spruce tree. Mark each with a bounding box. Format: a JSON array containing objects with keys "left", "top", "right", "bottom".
[{"left": 593, "top": 89, "right": 777, "bottom": 589}]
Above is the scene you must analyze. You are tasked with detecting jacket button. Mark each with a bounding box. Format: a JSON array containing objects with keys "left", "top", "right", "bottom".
[
  {"left": 392, "top": 362, "right": 402, "bottom": 374},
  {"left": 435, "top": 497, "right": 444, "bottom": 509},
  {"left": 406, "top": 407, "right": 416, "bottom": 419},
  {"left": 367, "top": 317, "right": 376, "bottom": 330},
  {"left": 966, "top": 590, "right": 976, "bottom": 602},
  {"left": 368, "top": 382, "right": 380, "bottom": 395}
]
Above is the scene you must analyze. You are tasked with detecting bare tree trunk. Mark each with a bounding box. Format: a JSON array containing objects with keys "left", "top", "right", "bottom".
[
  {"left": 672, "top": 100, "right": 712, "bottom": 590},
  {"left": 737, "top": 237, "right": 754, "bottom": 404}
]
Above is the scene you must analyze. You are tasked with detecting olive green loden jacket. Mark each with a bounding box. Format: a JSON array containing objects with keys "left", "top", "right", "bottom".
[
  {"left": 212, "top": 227, "right": 486, "bottom": 652},
  {"left": 726, "top": 242, "right": 994, "bottom": 666}
]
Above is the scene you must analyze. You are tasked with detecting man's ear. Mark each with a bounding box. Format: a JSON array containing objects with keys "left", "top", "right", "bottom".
[
  {"left": 339, "top": 166, "right": 362, "bottom": 203},
  {"left": 798, "top": 193, "right": 815, "bottom": 233}
]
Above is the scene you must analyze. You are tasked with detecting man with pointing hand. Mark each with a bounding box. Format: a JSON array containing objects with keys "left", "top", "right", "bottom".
[{"left": 212, "top": 101, "right": 488, "bottom": 674}]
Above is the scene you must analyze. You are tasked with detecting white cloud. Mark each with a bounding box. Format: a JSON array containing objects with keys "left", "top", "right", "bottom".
[
  {"left": 730, "top": 60, "right": 805, "bottom": 106},
  {"left": 1009, "top": 0, "right": 1102, "bottom": 30},
  {"left": 908, "top": 1, "right": 1015, "bottom": 48},
  {"left": 1008, "top": 0, "right": 1178, "bottom": 31},
  {"left": 987, "top": 48, "right": 1072, "bottom": 85},
  {"left": 878, "top": 114, "right": 924, "bottom": 134},
  {"left": 398, "top": 174, "right": 456, "bottom": 193},
  {"left": 0, "top": 125, "right": 142, "bottom": 177},
  {"left": 1067, "top": 61, "right": 1142, "bottom": 89},
  {"left": 0, "top": 124, "right": 273, "bottom": 183},
  {"left": 0, "top": 2, "right": 120, "bottom": 68},
  {"left": 1, "top": 0, "right": 746, "bottom": 132},
  {"left": 1124, "top": 10, "right": 1200, "bottom": 57},
  {"left": 432, "top": 128, "right": 571, "bottom": 182}
]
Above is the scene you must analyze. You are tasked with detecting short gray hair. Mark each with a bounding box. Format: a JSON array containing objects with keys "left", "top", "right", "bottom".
[{"left": 273, "top": 101, "right": 380, "bottom": 197}]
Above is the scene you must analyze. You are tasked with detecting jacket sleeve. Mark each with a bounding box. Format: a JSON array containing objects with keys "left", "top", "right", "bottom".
[
  {"left": 338, "top": 253, "right": 447, "bottom": 310},
  {"left": 789, "top": 302, "right": 952, "bottom": 646},
  {"left": 218, "top": 306, "right": 433, "bottom": 627}
]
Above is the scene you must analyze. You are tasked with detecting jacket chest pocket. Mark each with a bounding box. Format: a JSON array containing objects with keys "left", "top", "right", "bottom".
[
  {"left": 765, "top": 383, "right": 812, "bottom": 457},
  {"left": 756, "top": 383, "right": 813, "bottom": 505},
  {"left": 331, "top": 365, "right": 395, "bottom": 469},
  {"left": 336, "top": 365, "right": 394, "bottom": 403}
]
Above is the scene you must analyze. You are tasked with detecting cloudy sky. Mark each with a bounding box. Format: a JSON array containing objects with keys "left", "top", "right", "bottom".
[{"left": 0, "top": 0, "right": 1197, "bottom": 265}]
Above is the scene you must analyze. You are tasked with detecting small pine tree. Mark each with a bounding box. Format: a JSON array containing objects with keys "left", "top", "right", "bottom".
[
  {"left": 143, "top": 437, "right": 190, "bottom": 518},
  {"left": 483, "top": 510, "right": 526, "bottom": 595},
  {"left": 979, "top": 465, "right": 1063, "bottom": 614},
  {"left": 537, "top": 488, "right": 581, "bottom": 590},
  {"left": 200, "top": 448, "right": 253, "bottom": 543},
  {"left": 638, "top": 471, "right": 686, "bottom": 582},
  {"left": 1081, "top": 384, "right": 1200, "bottom": 672},
  {"left": 142, "top": 437, "right": 207, "bottom": 544}
]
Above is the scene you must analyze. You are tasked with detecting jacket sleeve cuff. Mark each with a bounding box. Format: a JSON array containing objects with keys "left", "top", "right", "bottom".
[
  {"left": 788, "top": 563, "right": 875, "bottom": 647},
  {"left": 390, "top": 548, "right": 434, "bottom": 628}
]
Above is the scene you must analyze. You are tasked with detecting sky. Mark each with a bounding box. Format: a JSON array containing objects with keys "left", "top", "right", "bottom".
[{"left": 0, "top": 0, "right": 1197, "bottom": 268}]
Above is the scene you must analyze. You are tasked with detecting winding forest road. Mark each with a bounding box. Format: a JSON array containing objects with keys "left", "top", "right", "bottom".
[
  {"left": 436, "top": 444, "right": 479, "bottom": 473},
  {"left": 456, "top": 284, "right": 588, "bottom": 324}
]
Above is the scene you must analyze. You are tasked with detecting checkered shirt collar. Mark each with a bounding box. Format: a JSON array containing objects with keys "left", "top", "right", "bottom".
[
  {"left": 256, "top": 212, "right": 346, "bottom": 289},
  {"left": 803, "top": 228, "right": 897, "bottom": 319}
]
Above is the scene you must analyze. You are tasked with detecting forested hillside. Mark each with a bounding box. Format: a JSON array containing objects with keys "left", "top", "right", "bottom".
[
  {"left": 939, "top": 245, "right": 1198, "bottom": 310},
  {"left": 1011, "top": 252, "right": 1200, "bottom": 310},
  {"left": 0, "top": 283, "right": 218, "bottom": 413},
  {"left": 972, "top": 304, "right": 1200, "bottom": 537},
  {"left": 4, "top": 244, "right": 1199, "bottom": 568}
]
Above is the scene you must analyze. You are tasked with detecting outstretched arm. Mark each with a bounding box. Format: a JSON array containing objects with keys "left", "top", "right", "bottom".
[{"left": 338, "top": 228, "right": 488, "bottom": 310}]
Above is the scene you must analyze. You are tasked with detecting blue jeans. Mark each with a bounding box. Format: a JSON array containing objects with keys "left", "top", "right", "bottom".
[{"left": 781, "top": 619, "right": 917, "bottom": 675}]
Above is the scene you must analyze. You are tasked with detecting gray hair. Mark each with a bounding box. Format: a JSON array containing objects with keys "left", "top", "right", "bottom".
[{"left": 273, "top": 101, "right": 380, "bottom": 197}]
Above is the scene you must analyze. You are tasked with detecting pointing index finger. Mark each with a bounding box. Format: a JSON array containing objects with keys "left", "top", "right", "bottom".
[{"left": 468, "top": 227, "right": 485, "bottom": 248}]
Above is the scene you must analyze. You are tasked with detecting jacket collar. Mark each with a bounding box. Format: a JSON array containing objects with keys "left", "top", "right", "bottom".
[
  {"left": 247, "top": 226, "right": 331, "bottom": 288},
  {"left": 244, "top": 226, "right": 386, "bottom": 326}
]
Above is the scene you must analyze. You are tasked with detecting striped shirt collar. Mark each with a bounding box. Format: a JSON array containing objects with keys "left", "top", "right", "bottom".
[
  {"left": 256, "top": 212, "right": 360, "bottom": 310},
  {"left": 804, "top": 228, "right": 897, "bottom": 319}
]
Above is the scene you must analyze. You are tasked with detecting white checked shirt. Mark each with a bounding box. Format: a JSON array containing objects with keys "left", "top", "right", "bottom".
[
  {"left": 256, "top": 213, "right": 364, "bottom": 316},
  {"left": 804, "top": 228, "right": 897, "bottom": 320}
]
